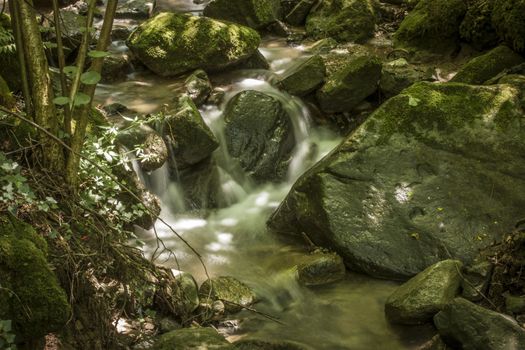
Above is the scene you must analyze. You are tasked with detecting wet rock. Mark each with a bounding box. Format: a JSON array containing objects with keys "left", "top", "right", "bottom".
[
  {"left": 154, "top": 270, "right": 200, "bottom": 318},
  {"left": 385, "top": 260, "right": 463, "bottom": 324},
  {"left": 316, "top": 50, "right": 381, "bottom": 112},
  {"left": 459, "top": 0, "right": 499, "bottom": 51},
  {"left": 234, "top": 339, "right": 314, "bottom": 350},
  {"left": 279, "top": 54, "right": 326, "bottom": 96},
  {"left": 305, "top": 0, "right": 377, "bottom": 43},
  {"left": 296, "top": 250, "right": 345, "bottom": 286},
  {"left": 152, "top": 327, "right": 233, "bottom": 350},
  {"left": 232, "top": 50, "right": 270, "bottom": 70},
  {"left": 267, "top": 20, "right": 292, "bottom": 37},
  {"left": 305, "top": 38, "right": 338, "bottom": 54},
  {"left": 394, "top": 0, "right": 467, "bottom": 54},
  {"left": 173, "top": 271, "right": 200, "bottom": 314},
  {"left": 111, "top": 24, "right": 135, "bottom": 41},
  {"left": 101, "top": 53, "right": 133, "bottom": 83},
  {"left": 116, "top": 123, "right": 168, "bottom": 172},
  {"left": 127, "top": 13, "right": 260, "bottom": 76},
  {"left": 203, "top": 0, "right": 281, "bottom": 29},
  {"left": 199, "top": 276, "right": 256, "bottom": 313},
  {"left": 451, "top": 46, "right": 524, "bottom": 85},
  {"left": 116, "top": 0, "right": 152, "bottom": 19},
  {"left": 285, "top": 0, "right": 317, "bottom": 26},
  {"left": 461, "top": 260, "right": 493, "bottom": 302},
  {"left": 184, "top": 69, "right": 212, "bottom": 106},
  {"left": 379, "top": 58, "right": 433, "bottom": 98},
  {"left": 268, "top": 82, "right": 525, "bottom": 279},
  {"left": 506, "top": 295, "right": 525, "bottom": 315},
  {"left": 178, "top": 158, "right": 225, "bottom": 210},
  {"left": 434, "top": 298, "right": 525, "bottom": 350},
  {"left": 492, "top": 0, "right": 525, "bottom": 54},
  {"left": 224, "top": 90, "right": 295, "bottom": 182}
]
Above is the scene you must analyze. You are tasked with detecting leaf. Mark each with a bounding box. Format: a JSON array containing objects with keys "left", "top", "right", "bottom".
[
  {"left": 53, "top": 96, "right": 70, "bottom": 106},
  {"left": 63, "top": 66, "right": 78, "bottom": 76},
  {"left": 88, "top": 50, "right": 111, "bottom": 58},
  {"left": 408, "top": 96, "right": 420, "bottom": 107},
  {"left": 80, "top": 71, "right": 101, "bottom": 85},
  {"left": 73, "top": 93, "right": 91, "bottom": 106}
]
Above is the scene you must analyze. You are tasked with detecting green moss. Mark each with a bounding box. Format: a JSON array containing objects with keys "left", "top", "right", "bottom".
[
  {"left": 460, "top": 0, "right": 498, "bottom": 50},
  {"left": 203, "top": 0, "right": 280, "bottom": 29},
  {"left": 451, "top": 45, "right": 524, "bottom": 84},
  {"left": 279, "top": 54, "right": 326, "bottom": 96},
  {"left": 153, "top": 328, "right": 232, "bottom": 350},
  {"left": 394, "top": 0, "right": 467, "bottom": 53},
  {"left": 492, "top": 0, "right": 525, "bottom": 53}
]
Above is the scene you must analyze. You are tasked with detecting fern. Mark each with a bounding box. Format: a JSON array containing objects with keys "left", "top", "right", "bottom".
[{"left": 0, "top": 26, "right": 15, "bottom": 54}]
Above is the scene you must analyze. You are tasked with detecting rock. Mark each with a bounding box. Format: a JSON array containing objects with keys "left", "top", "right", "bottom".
[
  {"left": 111, "top": 24, "right": 135, "bottom": 41},
  {"left": 0, "top": 74, "right": 15, "bottom": 108},
  {"left": 459, "top": 0, "right": 499, "bottom": 51},
  {"left": 127, "top": 13, "right": 260, "bottom": 76},
  {"left": 184, "top": 69, "right": 212, "bottom": 106},
  {"left": 279, "top": 54, "right": 326, "bottom": 96},
  {"left": 434, "top": 298, "right": 525, "bottom": 350},
  {"left": 305, "top": 38, "right": 338, "bottom": 54},
  {"left": 160, "top": 95, "right": 219, "bottom": 169},
  {"left": 305, "top": 0, "right": 377, "bottom": 43},
  {"left": 418, "top": 335, "right": 448, "bottom": 350},
  {"left": 234, "top": 339, "right": 314, "bottom": 350},
  {"left": 224, "top": 90, "right": 295, "bottom": 182},
  {"left": 380, "top": 58, "right": 432, "bottom": 98},
  {"left": 203, "top": 0, "right": 281, "bottom": 29},
  {"left": 316, "top": 51, "right": 381, "bottom": 112},
  {"left": 267, "top": 20, "right": 292, "bottom": 37},
  {"left": 152, "top": 327, "right": 233, "bottom": 350},
  {"left": 296, "top": 250, "right": 345, "bottom": 286},
  {"left": 116, "top": 123, "right": 168, "bottom": 172},
  {"left": 285, "top": 0, "right": 317, "bottom": 26},
  {"left": 385, "top": 260, "right": 463, "bottom": 324},
  {"left": 199, "top": 276, "right": 256, "bottom": 313},
  {"left": 178, "top": 158, "right": 224, "bottom": 209},
  {"left": 492, "top": 0, "right": 525, "bottom": 53},
  {"left": 506, "top": 295, "right": 525, "bottom": 314},
  {"left": 451, "top": 46, "right": 524, "bottom": 85},
  {"left": 232, "top": 50, "right": 270, "bottom": 70},
  {"left": 158, "top": 317, "right": 181, "bottom": 333},
  {"left": 173, "top": 271, "right": 200, "bottom": 314},
  {"left": 461, "top": 260, "right": 493, "bottom": 302},
  {"left": 281, "top": 0, "right": 302, "bottom": 15},
  {"left": 101, "top": 53, "right": 133, "bottom": 83},
  {"left": 394, "top": 0, "right": 467, "bottom": 53},
  {"left": 116, "top": 0, "right": 152, "bottom": 19},
  {"left": 154, "top": 270, "right": 200, "bottom": 318},
  {"left": 268, "top": 82, "right": 525, "bottom": 279}
]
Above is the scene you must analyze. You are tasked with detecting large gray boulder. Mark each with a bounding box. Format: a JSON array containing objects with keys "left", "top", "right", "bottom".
[
  {"left": 203, "top": 0, "right": 281, "bottom": 29},
  {"left": 127, "top": 13, "right": 260, "bottom": 76},
  {"left": 224, "top": 90, "right": 295, "bottom": 182},
  {"left": 268, "top": 82, "right": 525, "bottom": 279},
  {"left": 434, "top": 298, "right": 525, "bottom": 350}
]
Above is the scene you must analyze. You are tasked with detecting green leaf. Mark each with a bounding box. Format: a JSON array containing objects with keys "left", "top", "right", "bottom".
[
  {"left": 408, "top": 96, "right": 420, "bottom": 107},
  {"left": 73, "top": 93, "right": 91, "bottom": 106},
  {"left": 88, "top": 50, "right": 111, "bottom": 58},
  {"left": 80, "top": 71, "right": 101, "bottom": 85},
  {"left": 63, "top": 66, "right": 78, "bottom": 76},
  {"left": 53, "top": 96, "right": 70, "bottom": 105}
]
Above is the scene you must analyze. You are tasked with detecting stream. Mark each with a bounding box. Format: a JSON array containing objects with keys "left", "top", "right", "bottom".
[{"left": 95, "top": 2, "right": 436, "bottom": 348}]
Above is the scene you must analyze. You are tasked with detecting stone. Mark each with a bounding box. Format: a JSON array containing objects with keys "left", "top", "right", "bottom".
[
  {"left": 459, "top": 0, "right": 499, "bottom": 51},
  {"left": 296, "top": 250, "right": 345, "bottom": 286},
  {"left": 279, "top": 54, "right": 326, "bottom": 96},
  {"left": 232, "top": 50, "right": 270, "bottom": 70},
  {"left": 152, "top": 327, "right": 233, "bottom": 350},
  {"left": 116, "top": 0, "right": 152, "bottom": 19},
  {"left": 451, "top": 46, "right": 524, "bottom": 85},
  {"left": 199, "top": 276, "right": 256, "bottom": 313},
  {"left": 203, "top": 0, "right": 281, "bottom": 29},
  {"left": 268, "top": 82, "right": 525, "bottom": 279},
  {"left": 224, "top": 90, "right": 295, "bottom": 182},
  {"left": 385, "top": 260, "right": 463, "bottom": 324},
  {"left": 234, "top": 339, "right": 314, "bottom": 349},
  {"left": 434, "top": 298, "right": 525, "bottom": 350},
  {"left": 127, "top": 13, "right": 260, "bottom": 76},
  {"left": 305, "top": 0, "right": 377, "bottom": 43},
  {"left": 461, "top": 260, "right": 493, "bottom": 302},
  {"left": 184, "top": 69, "right": 212, "bottom": 106},
  {"left": 101, "top": 53, "right": 133, "bottom": 83},
  {"left": 380, "top": 58, "right": 432, "bottom": 98},
  {"left": 492, "top": 0, "right": 525, "bottom": 53},
  {"left": 285, "top": 0, "right": 317, "bottom": 26}
]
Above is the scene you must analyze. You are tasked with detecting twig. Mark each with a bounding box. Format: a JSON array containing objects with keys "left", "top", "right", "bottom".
[{"left": 219, "top": 299, "right": 286, "bottom": 325}]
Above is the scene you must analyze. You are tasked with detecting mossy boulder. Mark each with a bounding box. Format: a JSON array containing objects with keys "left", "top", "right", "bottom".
[
  {"left": 127, "top": 12, "right": 261, "bottom": 76},
  {"left": 461, "top": 260, "right": 493, "bottom": 302},
  {"left": 434, "top": 298, "right": 525, "bottom": 349},
  {"left": 492, "top": 0, "right": 525, "bottom": 53},
  {"left": 451, "top": 45, "right": 524, "bottom": 85},
  {"left": 305, "top": 0, "right": 378, "bottom": 43},
  {"left": 153, "top": 327, "right": 233, "bottom": 350},
  {"left": 224, "top": 90, "right": 295, "bottom": 182},
  {"left": 235, "top": 339, "right": 314, "bottom": 350},
  {"left": 394, "top": 0, "right": 467, "bottom": 53},
  {"left": 279, "top": 54, "right": 326, "bottom": 96},
  {"left": 268, "top": 82, "right": 525, "bottom": 279},
  {"left": 199, "top": 276, "right": 256, "bottom": 314},
  {"left": 380, "top": 58, "right": 433, "bottom": 98},
  {"left": 316, "top": 51, "right": 382, "bottom": 112},
  {"left": 184, "top": 69, "right": 212, "bottom": 106},
  {"left": 385, "top": 260, "right": 463, "bottom": 324},
  {"left": 0, "top": 215, "right": 70, "bottom": 341},
  {"left": 296, "top": 250, "right": 346, "bottom": 286},
  {"left": 460, "top": 0, "right": 499, "bottom": 50},
  {"left": 115, "top": 0, "right": 152, "bottom": 19},
  {"left": 203, "top": 0, "right": 281, "bottom": 29}
]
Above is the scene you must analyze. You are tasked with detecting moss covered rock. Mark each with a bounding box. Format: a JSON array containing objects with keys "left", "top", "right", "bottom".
[
  {"left": 394, "top": 0, "right": 467, "bottom": 53},
  {"left": 492, "top": 0, "right": 525, "bottom": 53},
  {"left": 199, "top": 276, "right": 256, "bottom": 314},
  {"left": 184, "top": 69, "right": 212, "bottom": 106},
  {"left": 305, "top": 0, "right": 378, "bottom": 43},
  {"left": 451, "top": 45, "right": 524, "bottom": 84},
  {"left": 116, "top": 124, "right": 168, "bottom": 172},
  {"left": 0, "top": 215, "right": 70, "bottom": 341},
  {"left": 127, "top": 12, "right": 261, "bottom": 76},
  {"left": 153, "top": 327, "right": 233, "bottom": 350},
  {"left": 268, "top": 82, "right": 525, "bottom": 279},
  {"left": 203, "top": 0, "right": 281, "bottom": 29},
  {"left": 279, "top": 54, "right": 326, "bottom": 96},
  {"left": 296, "top": 250, "right": 346, "bottom": 286},
  {"left": 380, "top": 58, "right": 433, "bottom": 98},
  {"left": 235, "top": 339, "right": 314, "bottom": 350},
  {"left": 285, "top": 0, "right": 317, "bottom": 26},
  {"left": 460, "top": 0, "right": 499, "bottom": 50}
]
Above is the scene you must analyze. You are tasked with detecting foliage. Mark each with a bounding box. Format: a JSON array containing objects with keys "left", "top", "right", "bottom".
[
  {"left": 0, "top": 26, "right": 15, "bottom": 55},
  {"left": 0, "top": 320, "right": 16, "bottom": 350}
]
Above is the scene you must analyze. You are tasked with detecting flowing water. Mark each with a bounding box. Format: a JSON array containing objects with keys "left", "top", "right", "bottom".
[{"left": 96, "top": 2, "right": 436, "bottom": 348}]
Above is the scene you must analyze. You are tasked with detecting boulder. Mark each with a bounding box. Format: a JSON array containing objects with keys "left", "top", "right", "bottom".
[
  {"left": 279, "top": 54, "right": 326, "bottom": 96},
  {"left": 224, "top": 90, "right": 295, "bottom": 182},
  {"left": 451, "top": 46, "right": 524, "bottom": 85},
  {"left": 379, "top": 58, "right": 432, "bottom": 98},
  {"left": 461, "top": 260, "right": 493, "bottom": 302},
  {"left": 152, "top": 327, "right": 232, "bottom": 350},
  {"left": 232, "top": 50, "right": 270, "bottom": 70},
  {"left": 492, "top": 0, "right": 525, "bottom": 53},
  {"left": 296, "top": 249, "right": 346, "bottom": 286},
  {"left": 127, "top": 13, "right": 260, "bottom": 76},
  {"left": 184, "top": 69, "right": 212, "bottom": 106},
  {"left": 203, "top": 0, "right": 281, "bottom": 29},
  {"left": 394, "top": 0, "right": 467, "bottom": 53},
  {"left": 285, "top": 0, "right": 317, "bottom": 26},
  {"left": 316, "top": 50, "right": 381, "bottom": 112},
  {"left": 234, "top": 339, "right": 314, "bottom": 350},
  {"left": 306, "top": 0, "right": 377, "bottom": 43},
  {"left": 101, "top": 54, "right": 133, "bottom": 83},
  {"left": 434, "top": 298, "right": 525, "bottom": 349},
  {"left": 268, "top": 82, "right": 525, "bottom": 279},
  {"left": 115, "top": 0, "right": 152, "bottom": 19},
  {"left": 385, "top": 260, "right": 462, "bottom": 324},
  {"left": 506, "top": 295, "right": 525, "bottom": 314},
  {"left": 460, "top": 0, "right": 499, "bottom": 50},
  {"left": 178, "top": 158, "right": 225, "bottom": 209},
  {"left": 199, "top": 276, "right": 256, "bottom": 313}
]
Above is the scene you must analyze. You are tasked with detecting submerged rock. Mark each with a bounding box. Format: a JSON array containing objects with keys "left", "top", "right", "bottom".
[
  {"left": 279, "top": 54, "right": 326, "bottom": 96},
  {"left": 268, "top": 82, "right": 525, "bottom": 279},
  {"left": 492, "top": 0, "right": 525, "bottom": 53},
  {"left": 224, "top": 90, "right": 295, "bottom": 182},
  {"left": 434, "top": 298, "right": 525, "bottom": 349},
  {"left": 184, "top": 69, "right": 212, "bottom": 106},
  {"left": 152, "top": 327, "right": 232, "bottom": 349},
  {"left": 296, "top": 250, "right": 346, "bottom": 286},
  {"left": 127, "top": 13, "right": 260, "bottom": 76},
  {"left": 199, "top": 276, "right": 256, "bottom": 313},
  {"left": 385, "top": 260, "right": 462, "bottom": 324},
  {"left": 203, "top": 0, "right": 281, "bottom": 29}
]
